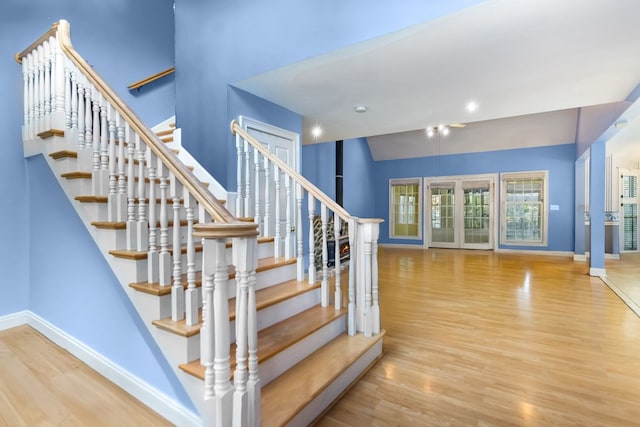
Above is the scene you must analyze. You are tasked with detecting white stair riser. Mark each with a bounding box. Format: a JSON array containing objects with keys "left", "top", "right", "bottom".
[
  {"left": 289, "top": 339, "right": 384, "bottom": 427},
  {"left": 130, "top": 291, "right": 172, "bottom": 321},
  {"left": 255, "top": 288, "right": 321, "bottom": 332},
  {"left": 152, "top": 327, "right": 201, "bottom": 365},
  {"left": 258, "top": 316, "right": 346, "bottom": 387},
  {"left": 254, "top": 263, "right": 297, "bottom": 291}
]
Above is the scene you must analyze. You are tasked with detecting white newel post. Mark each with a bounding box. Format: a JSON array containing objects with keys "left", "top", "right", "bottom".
[
  {"left": 356, "top": 219, "right": 382, "bottom": 337},
  {"left": 371, "top": 226, "right": 381, "bottom": 335},
  {"left": 362, "top": 223, "right": 373, "bottom": 338},
  {"left": 197, "top": 229, "right": 233, "bottom": 427},
  {"left": 231, "top": 224, "right": 259, "bottom": 427}
]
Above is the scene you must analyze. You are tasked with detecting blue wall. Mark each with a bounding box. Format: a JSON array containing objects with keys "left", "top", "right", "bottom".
[
  {"left": 174, "top": 0, "right": 488, "bottom": 190},
  {"left": 1, "top": 0, "right": 192, "bottom": 412},
  {"left": 373, "top": 144, "right": 576, "bottom": 251}
]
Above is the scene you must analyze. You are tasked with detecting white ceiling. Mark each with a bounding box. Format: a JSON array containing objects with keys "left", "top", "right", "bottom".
[{"left": 234, "top": 0, "right": 640, "bottom": 158}]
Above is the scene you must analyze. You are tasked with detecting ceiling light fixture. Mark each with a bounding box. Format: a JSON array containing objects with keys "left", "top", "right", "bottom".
[
  {"left": 465, "top": 100, "right": 479, "bottom": 114},
  {"left": 311, "top": 125, "right": 322, "bottom": 139},
  {"left": 354, "top": 105, "right": 368, "bottom": 113},
  {"left": 426, "top": 125, "right": 450, "bottom": 138}
]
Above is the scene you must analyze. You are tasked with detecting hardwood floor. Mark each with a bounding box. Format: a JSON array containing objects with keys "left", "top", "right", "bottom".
[
  {"left": 317, "top": 248, "right": 640, "bottom": 426},
  {"left": 0, "top": 325, "right": 172, "bottom": 427}
]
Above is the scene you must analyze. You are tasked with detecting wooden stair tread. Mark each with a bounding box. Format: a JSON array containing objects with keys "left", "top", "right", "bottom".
[
  {"left": 91, "top": 219, "right": 199, "bottom": 230},
  {"left": 61, "top": 171, "right": 91, "bottom": 179},
  {"left": 261, "top": 331, "right": 385, "bottom": 427},
  {"left": 155, "top": 129, "right": 174, "bottom": 137},
  {"left": 49, "top": 150, "right": 77, "bottom": 160},
  {"left": 179, "top": 305, "right": 347, "bottom": 379},
  {"left": 111, "top": 236, "right": 275, "bottom": 261},
  {"left": 75, "top": 195, "right": 187, "bottom": 205},
  {"left": 131, "top": 271, "right": 203, "bottom": 296},
  {"left": 152, "top": 278, "right": 321, "bottom": 337}
]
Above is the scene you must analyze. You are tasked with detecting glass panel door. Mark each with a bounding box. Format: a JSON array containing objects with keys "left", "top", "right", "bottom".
[
  {"left": 463, "top": 182, "right": 492, "bottom": 249},
  {"left": 621, "top": 170, "right": 639, "bottom": 252},
  {"left": 427, "top": 176, "right": 495, "bottom": 250},
  {"left": 430, "top": 184, "right": 456, "bottom": 247}
]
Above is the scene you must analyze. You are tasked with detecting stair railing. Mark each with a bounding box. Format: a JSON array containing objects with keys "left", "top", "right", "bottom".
[
  {"left": 231, "top": 120, "right": 383, "bottom": 337},
  {"left": 17, "top": 20, "right": 260, "bottom": 426}
]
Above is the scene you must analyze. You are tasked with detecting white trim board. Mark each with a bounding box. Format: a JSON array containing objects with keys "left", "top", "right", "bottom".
[
  {"left": 600, "top": 276, "right": 640, "bottom": 318},
  {"left": 495, "top": 248, "right": 574, "bottom": 257},
  {"left": 0, "top": 311, "right": 201, "bottom": 427}
]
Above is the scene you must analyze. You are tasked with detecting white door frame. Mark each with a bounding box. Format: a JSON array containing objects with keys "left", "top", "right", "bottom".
[{"left": 424, "top": 173, "right": 498, "bottom": 250}]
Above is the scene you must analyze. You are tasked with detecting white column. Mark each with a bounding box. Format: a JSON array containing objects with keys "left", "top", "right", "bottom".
[
  {"left": 236, "top": 134, "right": 244, "bottom": 217},
  {"left": 244, "top": 140, "right": 251, "bottom": 217},
  {"left": 253, "top": 146, "right": 261, "bottom": 235},
  {"left": 263, "top": 157, "right": 271, "bottom": 237}
]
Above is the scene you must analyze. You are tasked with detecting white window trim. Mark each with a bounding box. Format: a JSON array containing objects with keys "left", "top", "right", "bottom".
[
  {"left": 500, "top": 170, "right": 549, "bottom": 247},
  {"left": 389, "top": 178, "right": 423, "bottom": 240}
]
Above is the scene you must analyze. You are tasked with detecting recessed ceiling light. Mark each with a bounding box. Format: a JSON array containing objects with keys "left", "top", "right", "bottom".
[
  {"left": 354, "top": 105, "right": 368, "bottom": 113},
  {"left": 311, "top": 125, "right": 322, "bottom": 138},
  {"left": 465, "top": 101, "right": 479, "bottom": 113}
]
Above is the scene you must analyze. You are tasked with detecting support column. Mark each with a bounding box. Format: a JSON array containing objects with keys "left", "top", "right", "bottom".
[
  {"left": 589, "top": 141, "right": 606, "bottom": 276},
  {"left": 574, "top": 157, "right": 586, "bottom": 262}
]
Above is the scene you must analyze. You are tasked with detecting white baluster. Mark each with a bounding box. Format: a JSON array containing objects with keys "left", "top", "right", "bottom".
[
  {"left": 171, "top": 175, "right": 184, "bottom": 321},
  {"left": 70, "top": 71, "right": 77, "bottom": 133},
  {"left": 253, "top": 146, "right": 261, "bottom": 235},
  {"left": 236, "top": 133, "right": 244, "bottom": 217},
  {"left": 147, "top": 150, "right": 158, "bottom": 283},
  {"left": 244, "top": 140, "right": 251, "bottom": 217},
  {"left": 107, "top": 106, "right": 117, "bottom": 222},
  {"left": 42, "top": 40, "right": 51, "bottom": 131},
  {"left": 285, "top": 174, "right": 293, "bottom": 259},
  {"left": 334, "top": 215, "right": 342, "bottom": 310},
  {"left": 27, "top": 54, "right": 35, "bottom": 140},
  {"left": 21, "top": 57, "right": 29, "bottom": 141},
  {"left": 273, "top": 165, "right": 281, "bottom": 258},
  {"left": 76, "top": 83, "right": 85, "bottom": 150},
  {"left": 91, "top": 91, "right": 102, "bottom": 194},
  {"left": 247, "top": 251, "right": 260, "bottom": 427},
  {"left": 53, "top": 35, "right": 65, "bottom": 129},
  {"left": 321, "top": 204, "right": 329, "bottom": 307},
  {"left": 125, "top": 133, "right": 137, "bottom": 251},
  {"left": 117, "top": 120, "right": 127, "bottom": 221},
  {"left": 185, "top": 194, "right": 198, "bottom": 325},
  {"left": 136, "top": 140, "right": 149, "bottom": 251},
  {"left": 348, "top": 218, "right": 357, "bottom": 336},
  {"left": 263, "top": 157, "right": 271, "bottom": 237},
  {"left": 158, "top": 162, "right": 171, "bottom": 286},
  {"left": 296, "top": 183, "right": 304, "bottom": 281},
  {"left": 64, "top": 67, "right": 71, "bottom": 130},
  {"left": 98, "top": 96, "right": 109, "bottom": 195},
  {"left": 81, "top": 85, "right": 93, "bottom": 170},
  {"left": 37, "top": 45, "right": 44, "bottom": 134},
  {"left": 308, "top": 195, "right": 316, "bottom": 284}
]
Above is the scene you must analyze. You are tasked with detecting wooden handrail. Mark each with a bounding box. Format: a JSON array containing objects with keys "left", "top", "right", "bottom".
[
  {"left": 128, "top": 67, "right": 175, "bottom": 91},
  {"left": 17, "top": 20, "right": 236, "bottom": 225},
  {"left": 15, "top": 22, "right": 59, "bottom": 64},
  {"left": 231, "top": 120, "right": 352, "bottom": 222}
]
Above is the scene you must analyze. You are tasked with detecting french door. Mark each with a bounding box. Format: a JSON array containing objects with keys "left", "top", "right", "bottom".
[
  {"left": 426, "top": 175, "right": 496, "bottom": 250},
  {"left": 620, "top": 169, "right": 639, "bottom": 252}
]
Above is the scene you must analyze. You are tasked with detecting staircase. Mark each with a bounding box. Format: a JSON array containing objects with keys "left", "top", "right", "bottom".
[{"left": 17, "top": 20, "right": 384, "bottom": 426}]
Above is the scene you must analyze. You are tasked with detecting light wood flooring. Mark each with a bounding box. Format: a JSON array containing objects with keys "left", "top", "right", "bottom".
[
  {"left": 0, "top": 325, "right": 172, "bottom": 427},
  {"left": 317, "top": 248, "right": 640, "bottom": 426}
]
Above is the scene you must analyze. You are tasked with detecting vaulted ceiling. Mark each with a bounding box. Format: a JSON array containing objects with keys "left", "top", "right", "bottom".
[{"left": 234, "top": 0, "right": 640, "bottom": 159}]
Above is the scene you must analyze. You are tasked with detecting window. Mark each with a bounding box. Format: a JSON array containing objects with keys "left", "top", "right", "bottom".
[
  {"left": 389, "top": 178, "right": 422, "bottom": 239},
  {"left": 500, "top": 171, "right": 548, "bottom": 246}
]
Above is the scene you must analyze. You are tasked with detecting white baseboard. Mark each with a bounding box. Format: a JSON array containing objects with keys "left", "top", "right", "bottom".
[
  {"left": 379, "top": 243, "right": 425, "bottom": 249},
  {"left": 573, "top": 254, "right": 587, "bottom": 262},
  {"left": 0, "top": 311, "right": 201, "bottom": 427},
  {"left": 495, "top": 248, "right": 574, "bottom": 257},
  {"left": 589, "top": 267, "right": 606, "bottom": 277}
]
